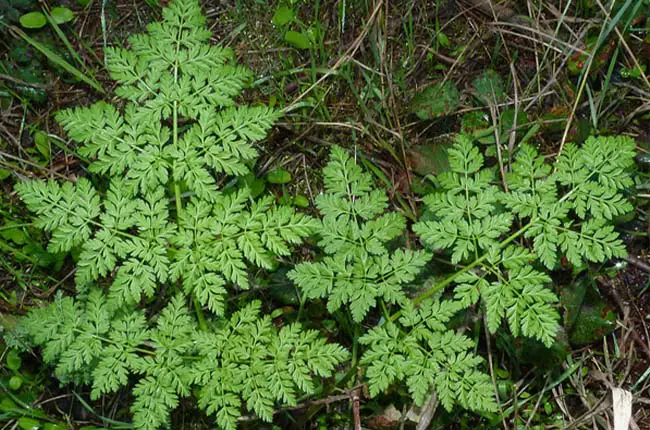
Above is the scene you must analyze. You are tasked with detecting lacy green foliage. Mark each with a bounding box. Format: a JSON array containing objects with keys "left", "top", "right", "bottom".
[
  {"left": 413, "top": 135, "right": 635, "bottom": 346},
  {"left": 10, "top": 0, "right": 638, "bottom": 424},
  {"left": 170, "top": 190, "right": 317, "bottom": 313},
  {"left": 14, "top": 0, "right": 315, "bottom": 311},
  {"left": 14, "top": 1, "right": 346, "bottom": 428},
  {"left": 509, "top": 136, "right": 634, "bottom": 267},
  {"left": 360, "top": 299, "right": 497, "bottom": 413},
  {"left": 288, "top": 146, "right": 431, "bottom": 322},
  {"left": 192, "top": 302, "right": 348, "bottom": 430},
  {"left": 20, "top": 292, "right": 347, "bottom": 430},
  {"left": 289, "top": 146, "right": 497, "bottom": 413}
]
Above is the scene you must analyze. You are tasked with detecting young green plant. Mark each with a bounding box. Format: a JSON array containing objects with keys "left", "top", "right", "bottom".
[{"left": 13, "top": 1, "right": 347, "bottom": 428}]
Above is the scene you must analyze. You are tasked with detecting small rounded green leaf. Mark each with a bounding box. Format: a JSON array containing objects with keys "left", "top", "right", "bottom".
[
  {"left": 272, "top": 6, "right": 295, "bottom": 26},
  {"left": 270, "top": 308, "right": 285, "bottom": 319},
  {"left": 0, "top": 224, "right": 29, "bottom": 245},
  {"left": 472, "top": 69, "right": 505, "bottom": 106},
  {"left": 43, "top": 424, "right": 68, "bottom": 430},
  {"left": 239, "top": 173, "right": 266, "bottom": 198},
  {"left": 411, "top": 81, "right": 459, "bottom": 120},
  {"left": 6, "top": 349, "right": 22, "bottom": 371},
  {"left": 76, "top": 0, "right": 92, "bottom": 5},
  {"left": 0, "top": 398, "right": 17, "bottom": 412},
  {"left": 33, "top": 130, "right": 50, "bottom": 160},
  {"left": 9, "top": 375, "right": 23, "bottom": 391},
  {"left": 437, "top": 32, "right": 450, "bottom": 48},
  {"left": 51, "top": 7, "right": 75, "bottom": 25},
  {"left": 17, "top": 417, "right": 40, "bottom": 430},
  {"left": 293, "top": 195, "right": 309, "bottom": 208},
  {"left": 284, "top": 31, "right": 311, "bottom": 50},
  {"left": 461, "top": 111, "right": 490, "bottom": 133},
  {"left": 0, "top": 168, "right": 10, "bottom": 181},
  {"left": 33, "top": 130, "right": 47, "bottom": 146},
  {"left": 267, "top": 168, "right": 292, "bottom": 184},
  {"left": 248, "top": 178, "right": 266, "bottom": 198},
  {"left": 19, "top": 12, "right": 47, "bottom": 29}
]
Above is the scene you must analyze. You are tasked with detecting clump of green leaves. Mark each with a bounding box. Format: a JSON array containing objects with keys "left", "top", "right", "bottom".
[
  {"left": 290, "top": 146, "right": 498, "bottom": 414},
  {"left": 472, "top": 69, "right": 505, "bottom": 105},
  {"left": 8, "top": 0, "right": 639, "bottom": 425},
  {"left": 21, "top": 291, "right": 347, "bottom": 430},
  {"left": 413, "top": 135, "right": 635, "bottom": 346},
  {"left": 288, "top": 146, "right": 430, "bottom": 322},
  {"left": 291, "top": 134, "right": 634, "bottom": 414},
  {"left": 13, "top": 0, "right": 346, "bottom": 428},
  {"left": 15, "top": 0, "right": 317, "bottom": 312},
  {"left": 359, "top": 298, "right": 497, "bottom": 413}
]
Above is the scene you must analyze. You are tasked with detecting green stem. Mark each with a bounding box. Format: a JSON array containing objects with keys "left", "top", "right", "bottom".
[
  {"left": 172, "top": 100, "right": 182, "bottom": 219},
  {"left": 0, "top": 223, "right": 32, "bottom": 232},
  {"left": 193, "top": 294, "right": 208, "bottom": 332},
  {"left": 339, "top": 323, "right": 360, "bottom": 389},
  {"left": 296, "top": 288, "right": 306, "bottom": 322},
  {"left": 379, "top": 299, "right": 391, "bottom": 321},
  {"left": 171, "top": 99, "right": 207, "bottom": 331},
  {"left": 174, "top": 182, "right": 183, "bottom": 220}
]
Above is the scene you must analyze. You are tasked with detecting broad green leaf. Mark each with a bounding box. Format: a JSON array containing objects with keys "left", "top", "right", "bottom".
[
  {"left": 43, "top": 424, "right": 68, "bottom": 430},
  {"left": 17, "top": 417, "right": 41, "bottom": 430},
  {"left": 472, "top": 69, "right": 505, "bottom": 105},
  {"left": 267, "top": 168, "right": 292, "bottom": 184},
  {"left": 19, "top": 12, "right": 47, "bottom": 29},
  {"left": 8, "top": 376, "right": 23, "bottom": 391},
  {"left": 461, "top": 111, "right": 490, "bottom": 133},
  {"left": 272, "top": 6, "right": 295, "bottom": 26},
  {"left": 408, "top": 136, "right": 455, "bottom": 176},
  {"left": 51, "top": 7, "right": 75, "bottom": 24},
  {"left": 0, "top": 224, "right": 29, "bottom": 245},
  {"left": 437, "top": 32, "right": 450, "bottom": 48},
  {"left": 239, "top": 173, "right": 266, "bottom": 198},
  {"left": 33, "top": 130, "right": 50, "bottom": 160},
  {"left": 284, "top": 31, "right": 311, "bottom": 49},
  {"left": 5, "top": 349, "right": 22, "bottom": 371},
  {"left": 411, "top": 81, "right": 459, "bottom": 120},
  {"left": 293, "top": 195, "right": 309, "bottom": 207},
  {"left": 561, "top": 278, "right": 617, "bottom": 345},
  {"left": 0, "top": 398, "right": 17, "bottom": 412}
]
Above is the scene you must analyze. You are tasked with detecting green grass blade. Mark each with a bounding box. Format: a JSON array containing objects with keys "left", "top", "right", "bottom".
[
  {"left": 10, "top": 26, "right": 104, "bottom": 94},
  {"left": 43, "top": 9, "right": 87, "bottom": 71}
]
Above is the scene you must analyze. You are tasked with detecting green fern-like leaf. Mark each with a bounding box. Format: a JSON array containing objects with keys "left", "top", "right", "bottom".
[
  {"left": 14, "top": 1, "right": 342, "bottom": 428},
  {"left": 15, "top": 0, "right": 318, "bottom": 311},
  {"left": 288, "top": 146, "right": 498, "bottom": 414},
  {"left": 288, "top": 146, "right": 430, "bottom": 322},
  {"left": 359, "top": 299, "right": 497, "bottom": 413},
  {"left": 413, "top": 136, "right": 510, "bottom": 263},
  {"left": 15, "top": 178, "right": 101, "bottom": 253},
  {"left": 192, "top": 301, "right": 348, "bottom": 429},
  {"left": 19, "top": 292, "right": 347, "bottom": 430},
  {"left": 170, "top": 190, "right": 317, "bottom": 314},
  {"left": 414, "top": 134, "right": 635, "bottom": 347}
]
